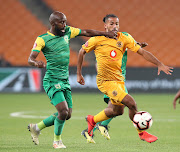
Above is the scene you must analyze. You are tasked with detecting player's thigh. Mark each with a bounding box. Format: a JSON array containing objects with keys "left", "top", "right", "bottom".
[
  {"left": 98, "top": 81, "right": 127, "bottom": 105},
  {"left": 107, "top": 101, "right": 125, "bottom": 115},
  {"left": 51, "top": 91, "right": 67, "bottom": 107},
  {"left": 121, "top": 94, "right": 137, "bottom": 110},
  {"left": 63, "top": 89, "right": 73, "bottom": 109}
]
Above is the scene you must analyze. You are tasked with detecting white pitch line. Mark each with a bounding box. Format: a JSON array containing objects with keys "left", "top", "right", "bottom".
[
  {"left": 10, "top": 111, "right": 84, "bottom": 119},
  {"left": 10, "top": 111, "right": 179, "bottom": 122}
]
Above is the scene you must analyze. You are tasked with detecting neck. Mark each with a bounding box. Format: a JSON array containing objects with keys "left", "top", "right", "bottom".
[{"left": 50, "top": 27, "right": 57, "bottom": 36}]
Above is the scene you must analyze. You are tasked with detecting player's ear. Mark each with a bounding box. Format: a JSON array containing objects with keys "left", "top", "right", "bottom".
[{"left": 104, "top": 23, "right": 107, "bottom": 29}]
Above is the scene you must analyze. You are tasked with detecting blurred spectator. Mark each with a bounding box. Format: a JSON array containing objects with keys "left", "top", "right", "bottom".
[{"left": 0, "top": 54, "right": 11, "bottom": 67}]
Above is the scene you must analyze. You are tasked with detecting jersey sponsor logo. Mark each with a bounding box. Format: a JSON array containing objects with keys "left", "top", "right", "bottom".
[
  {"left": 110, "top": 50, "right": 117, "bottom": 58},
  {"left": 64, "top": 35, "right": 69, "bottom": 43},
  {"left": 33, "top": 42, "right": 37, "bottom": 49},
  {"left": 85, "top": 41, "right": 88, "bottom": 47},
  {"left": 54, "top": 83, "right": 61, "bottom": 89},
  {"left": 116, "top": 41, "right": 122, "bottom": 48}
]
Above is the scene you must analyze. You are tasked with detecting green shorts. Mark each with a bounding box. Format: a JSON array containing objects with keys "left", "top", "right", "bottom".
[
  {"left": 103, "top": 86, "right": 128, "bottom": 104},
  {"left": 43, "top": 79, "right": 73, "bottom": 108}
]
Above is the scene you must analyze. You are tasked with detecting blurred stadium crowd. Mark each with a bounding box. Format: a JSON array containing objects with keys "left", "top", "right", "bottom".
[{"left": 0, "top": 0, "right": 179, "bottom": 67}]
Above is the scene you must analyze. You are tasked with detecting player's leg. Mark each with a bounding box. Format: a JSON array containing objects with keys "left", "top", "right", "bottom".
[
  {"left": 63, "top": 89, "right": 73, "bottom": 120},
  {"left": 52, "top": 91, "right": 69, "bottom": 149},
  {"left": 86, "top": 81, "right": 127, "bottom": 135},
  {"left": 121, "top": 94, "right": 158, "bottom": 143},
  {"left": 28, "top": 112, "right": 59, "bottom": 144}
]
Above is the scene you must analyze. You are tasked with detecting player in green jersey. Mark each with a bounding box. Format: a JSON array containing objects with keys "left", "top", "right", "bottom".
[
  {"left": 27, "top": 11, "right": 117, "bottom": 149},
  {"left": 81, "top": 42, "right": 148, "bottom": 143}
]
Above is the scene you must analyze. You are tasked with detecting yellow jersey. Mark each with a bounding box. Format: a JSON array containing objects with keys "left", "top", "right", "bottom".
[{"left": 82, "top": 32, "right": 141, "bottom": 82}]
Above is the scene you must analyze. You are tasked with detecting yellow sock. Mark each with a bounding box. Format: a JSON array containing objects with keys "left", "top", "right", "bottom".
[
  {"left": 136, "top": 129, "right": 144, "bottom": 134},
  {"left": 37, "top": 121, "right": 46, "bottom": 130},
  {"left": 131, "top": 121, "right": 144, "bottom": 134},
  {"left": 94, "top": 110, "right": 109, "bottom": 123}
]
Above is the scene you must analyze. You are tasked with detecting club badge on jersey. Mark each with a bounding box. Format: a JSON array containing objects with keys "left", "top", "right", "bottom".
[
  {"left": 64, "top": 35, "right": 69, "bottom": 43},
  {"left": 54, "top": 83, "right": 61, "bottom": 89},
  {"left": 116, "top": 41, "right": 122, "bottom": 48}
]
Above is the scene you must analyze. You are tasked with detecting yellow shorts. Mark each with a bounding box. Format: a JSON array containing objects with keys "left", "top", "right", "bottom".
[{"left": 97, "top": 80, "right": 128, "bottom": 105}]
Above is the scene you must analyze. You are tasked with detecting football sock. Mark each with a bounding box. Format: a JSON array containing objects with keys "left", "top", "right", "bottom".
[
  {"left": 94, "top": 110, "right": 110, "bottom": 123},
  {"left": 101, "top": 117, "right": 113, "bottom": 126},
  {"left": 93, "top": 122, "right": 100, "bottom": 132},
  {"left": 54, "top": 134, "right": 62, "bottom": 142},
  {"left": 54, "top": 117, "right": 65, "bottom": 141},
  {"left": 42, "top": 112, "right": 58, "bottom": 127},
  {"left": 37, "top": 121, "right": 46, "bottom": 131},
  {"left": 131, "top": 121, "right": 144, "bottom": 134},
  {"left": 136, "top": 128, "right": 144, "bottom": 134}
]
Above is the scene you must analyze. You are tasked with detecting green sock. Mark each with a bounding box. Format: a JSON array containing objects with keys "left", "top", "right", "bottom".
[
  {"left": 101, "top": 117, "right": 113, "bottom": 126},
  {"left": 54, "top": 117, "right": 65, "bottom": 141},
  {"left": 93, "top": 122, "right": 100, "bottom": 132},
  {"left": 42, "top": 112, "right": 58, "bottom": 127},
  {"left": 93, "top": 118, "right": 113, "bottom": 132}
]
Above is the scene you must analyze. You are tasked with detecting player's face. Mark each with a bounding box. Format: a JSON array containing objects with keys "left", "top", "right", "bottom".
[
  {"left": 104, "top": 17, "right": 119, "bottom": 33},
  {"left": 54, "top": 15, "right": 67, "bottom": 36}
]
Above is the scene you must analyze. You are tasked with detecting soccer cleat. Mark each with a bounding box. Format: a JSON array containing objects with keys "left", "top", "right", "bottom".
[
  {"left": 97, "top": 124, "right": 110, "bottom": 140},
  {"left": 86, "top": 115, "right": 96, "bottom": 135},
  {"left": 139, "top": 131, "right": 158, "bottom": 143},
  {"left": 28, "top": 124, "right": 40, "bottom": 145},
  {"left": 53, "top": 140, "right": 66, "bottom": 149},
  {"left": 81, "top": 129, "right": 96, "bottom": 144}
]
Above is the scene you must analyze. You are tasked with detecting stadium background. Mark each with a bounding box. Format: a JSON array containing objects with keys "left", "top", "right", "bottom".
[
  {"left": 0, "top": 1, "right": 180, "bottom": 152},
  {"left": 0, "top": 0, "right": 179, "bottom": 93}
]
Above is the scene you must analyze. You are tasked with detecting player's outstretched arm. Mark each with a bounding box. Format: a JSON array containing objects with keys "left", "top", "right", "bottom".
[
  {"left": 173, "top": 89, "right": 180, "bottom": 109},
  {"left": 137, "top": 48, "right": 173, "bottom": 75},
  {"left": 79, "top": 29, "right": 117, "bottom": 39},
  {"left": 28, "top": 51, "right": 46, "bottom": 68},
  {"left": 137, "top": 42, "right": 148, "bottom": 48},
  {"left": 77, "top": 48, "right": 86, "bottom": 85}
]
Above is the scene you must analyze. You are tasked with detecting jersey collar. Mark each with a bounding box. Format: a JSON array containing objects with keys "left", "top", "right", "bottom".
[{"left": 47, "top": 31, "right": 55, "bottom": 36}]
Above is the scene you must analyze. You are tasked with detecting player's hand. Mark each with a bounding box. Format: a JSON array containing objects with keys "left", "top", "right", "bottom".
[
  {"left": 106, "top": 31, "right": 117, "bottom": 39},
  {"left": 137, "top": 42, "right": 148, "bottom": 48},
  {"left": 77, "top": 74, "right": 85, "bottom": 85},
  {"left": 157, "top": 64, "right": 173, "bottom": 75},
  {"left": 35, "top": 61, "right": 46, "bottom": 68},
  {"left": 173, "top": 99, "right": 180, "bottom": 109}
]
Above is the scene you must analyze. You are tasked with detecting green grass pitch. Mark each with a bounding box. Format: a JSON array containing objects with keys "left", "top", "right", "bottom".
[{"left": 0, "top": 93, "right": 179, "bottom": 152}]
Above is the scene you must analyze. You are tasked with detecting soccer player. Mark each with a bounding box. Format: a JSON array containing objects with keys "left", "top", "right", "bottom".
[
  {"left": 81, "top": 42, "right": 148, "bottom": 142},
  {"left": 77, "top": 14, "right": 173, "bottom": 143},
  {"left": 27, "top": 11, "right": 117, "bottom": 149},
  {"left": 173, "top": 89, "right": 180, "bottom": 109}
]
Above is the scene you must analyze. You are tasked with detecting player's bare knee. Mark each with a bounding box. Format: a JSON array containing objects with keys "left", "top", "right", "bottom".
[
  {"left": 57, "top": 109, "right": 68, "bottom": 120},
  {"left": 66, "top": 113, "right": 71, "bottom": 120}
]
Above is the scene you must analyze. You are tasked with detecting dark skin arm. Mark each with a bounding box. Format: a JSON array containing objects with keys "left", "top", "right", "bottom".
[
  {"left": 173, "top": 90, "right": 180, "bottom": 109},
  {"left": 28, "top": 51, "right": 46, "bottom": 68},
  {"left": 80, "top": 29, "right": 117, "bottom": 39},
  {"left": 78, "top": 42, "right": 148, "bottom": 85},
  {"left": 77, "top": 48, "right": 86, "bottom": 85},
  {"left": 137, "top": 48, "right": 173, "bottom": 75}
]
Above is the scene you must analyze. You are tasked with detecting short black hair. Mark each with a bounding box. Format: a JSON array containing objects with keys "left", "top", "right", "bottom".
[{"left": 103, "top": 14, "right": 118, "bottom": 23}]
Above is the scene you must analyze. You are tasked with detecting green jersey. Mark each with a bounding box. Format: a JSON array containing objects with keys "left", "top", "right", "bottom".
[
  {"left": 121, "top": 49, "right": 127, "bottom": 81},
  {"left": 32, "top": 26, "right": 81, "bottom": 81}
]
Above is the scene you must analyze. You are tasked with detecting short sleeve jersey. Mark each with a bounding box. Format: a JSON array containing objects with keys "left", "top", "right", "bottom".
[
  {"left": 82, "top": 32, "right": 140, "bottom": 81},
  {"left": 32, "top": 26, "right": 81, "bottom": 81}
]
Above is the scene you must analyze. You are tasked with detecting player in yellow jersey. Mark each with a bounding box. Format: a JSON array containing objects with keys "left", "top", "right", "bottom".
[{"left": 77, "top": 14, "right": 173, "bottom": 143}]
